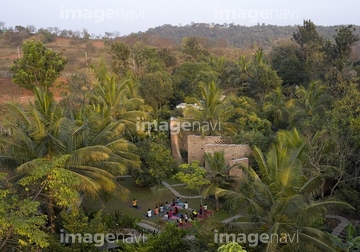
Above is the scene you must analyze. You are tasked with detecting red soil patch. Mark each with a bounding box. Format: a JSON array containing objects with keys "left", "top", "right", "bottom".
[
  {"left": 51, "top": 37, "right": 71, "bottom": 47},
  {"left": 0, "top": 77, "right": 32, "bottom": 104},
  {"left": 91, "top": 40, "right": 105, "bottom": 49},
  {"left": 0, "top": 77, "right": 67, "bottom": 104},
  {"left": 0, "top": 53, "right": 19, "bottom": 59}
]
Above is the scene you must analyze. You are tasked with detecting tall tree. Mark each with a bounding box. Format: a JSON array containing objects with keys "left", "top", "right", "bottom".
[
  {"left": 286, "top": 80, "right": 330, "bottom": 127},
  {"left": 11, "top": 40, "right": 67, "bottom": 92},
  {"left": 172, "top": 61, "right": 217, "bottom": 104},
  {"left": 108, "top": 41, "right": 131, "bottom": 76},
  {"left": 132, "top": 140, "right": 175, "bottom": 187},
  {"left": 89, "top": 74, "right": 148, "bottom": 139},
  {"left": 181, "top": 36, "right": 209, "bottom": 61},
  {"left": 240, "top": 49, "right": 283, "bottom": 104},
  {"left": 183, "top": 81, "right": 235, "bottom": 135},
  {"left": 139, "top": 70, "right": 174, "bottom": 111},
  {"left": 216, "top": 129, "right": 352, "bottom": 251},
  {"left": 263, "top": 86, "right": 289, "bottom": 129},
  {"left": 0, "top": 87, "right": 140, "bottom": 199},
  {"left": 203, "top": 151, "right": 237, "bottom": 211},
  {"left": 325, "top": 25, "right": 360, "bottom": 71},
  {"left": 293, "top": 20, "right": 326, "bottom": 81}
]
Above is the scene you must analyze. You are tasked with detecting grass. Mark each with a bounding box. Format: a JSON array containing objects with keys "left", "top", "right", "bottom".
[
  {"left": 171, "top": 184, "right": 200, "bottom": 197},
  {"left": 163, "top": 177, "right": 182, "bottom": 185},
  {"left": 82, "top": 177, "right": 236, "bottom": 226}
]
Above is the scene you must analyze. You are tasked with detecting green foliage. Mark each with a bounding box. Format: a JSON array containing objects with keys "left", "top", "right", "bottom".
[
  {"left": 132, "top": 140, "right": 175, "bottom": 187},
  {"left": 270, "top": 42, "right": 307, "bottom": 86},
  {"left": 140, "top": 70, "right": 174, "bottom": 110},
  {"left": 0, "top": 173, "right": 49, "bottom": 250},
  {"left": 331, "top": 223, "right": 360, "bottom": 251},
  {"left": 325, "top": 25, "right": 360, "bottom": 71},
  {"left": 18, "top": 155, "right": 81, "bottom": 209},
  {"left": 60, "top": 68, "right": 99, "bottom": 112},
  {"left": 240, "top": 49, "right": 283, "bottom": 103},
  {"left": 181, "top": 36, "right": 209, "bottom": 61},
  {"left": 134, "top": 46, "right": 165, "bottom": 74},
  {"left": 227, "top": 95, "right": 272, "bottom": 146},
  {"left": 217, "top": 129, "right": 353, "bottom": 251},
  {"left": 189, "top": 217, "right": 224, "bottom": 251},
  {"left": 110, "top": 210, "right": 139, "bottom": 229},
  {"left": 45, "top": 210, "right": 108, "bottom": 251},
  {"left": 183, "top": 81, "right": 235, "bottom": 135},
  {"left": 286, "top": 80, "right": 331, "bottom": 128},
  {"left": 203, "top": 151, "right": 238, "bottom": 210},
  {"left": 38, "top": 28, "right": 56, "bottom": 43},
  {"left": 157, "top": 48, "right": 177, "bottom": 68},
  {"left": 122, "top": 223, "right": 189, "bottom": 252},
  {"left": 218, "top": 242, "right": 247, "bottom": 252},
  {"left": 293, "top": 19, "right": 323, "bottom": 47},
  {"left": 173, "top": 161, "right": 210, "bottom": 195},
  {"left": 11, "top": 40, "right": 67, "bottom": 91},
  {"left": 0, "top": 85, "right": 140, "bottom": 200},
  {"left": 292, "top": 20, "right": 327, "bottom": 81},
  {"left": 172, "top": 61, "right": 217, "bottom": 103},
  {"left": 263, "top": 86, "right": 289, "bottom": 128},
  {"left": 61, "top": 210, "right": 108, "bottom": 235},
  {"left": 108, "top": 41, "right": 131, "bottom": 76},
  {"left": 89, "top": 73, "right": 148, "bottom": 139}
]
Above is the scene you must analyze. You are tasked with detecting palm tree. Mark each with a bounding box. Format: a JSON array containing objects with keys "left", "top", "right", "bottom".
[
  {"left": 202, "top": 151, "right": 237, "bottom": 211},
  {"left": 216, "top": 129, "right": 352, "bottom": 251},
  {"left": 0, "top": 87, "right": 141, "bottom": 232},
  {"left": 239, "top": 49, "right": 283, "bottom": 104},
  {"left": 183, "top": 81, "right": 235, "bottom": 135},
  {"left": 263, "top": 87, "right": 289, "bottom": 128},
  {"left": 88, "top": 74, "right": 149, "bottom": 141},
  {"left": 207, "top": 55, "right": 226, "bottom": 80},
  {"left": 286, "top": 80, "right": 330, "bottom": 125}
]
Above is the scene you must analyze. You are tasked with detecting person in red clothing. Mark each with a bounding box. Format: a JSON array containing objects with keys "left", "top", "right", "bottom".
[
  {"left": 174, "top": 206, "right": 179, "bottom": 215},
  {"left": 169, "top": 210, "right": 173, "bottom": 218},
  {"left": 199, "top": 205, "right": 203, "bottom": 216}
]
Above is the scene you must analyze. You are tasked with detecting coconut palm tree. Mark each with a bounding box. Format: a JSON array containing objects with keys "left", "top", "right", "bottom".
[
  {"left": 183, "top": 81, "right": 235, "bottom": 136},
  {"left": 88, "top": 74, "right": 149, "bottom": 141},
  {"left": 202, "top": 151, "right": 238, "bottom": 211},
  {"left": 239, "top": 49, "right": 283, "bottom": 104},
  {"left": 263, "top": 86, "right": 289, "bottom": 128},
  {"left": 0, "top": 87, "right": 141, "bottom": 232},
  {"left": 286, "top": 80, "right": 331, "bottom": 126},
  {"left": 216, "top": 129, "right": 352, "bottom": 251}
]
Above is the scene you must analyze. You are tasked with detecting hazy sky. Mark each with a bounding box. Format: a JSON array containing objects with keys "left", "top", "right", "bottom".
[{"left": 1, "top": 0, "right": 358, "bottom": 36}]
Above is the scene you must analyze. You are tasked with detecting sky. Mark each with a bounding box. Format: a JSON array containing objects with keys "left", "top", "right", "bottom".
[{"left": 0, "top": 0, "right": 359, "bottom": 36}]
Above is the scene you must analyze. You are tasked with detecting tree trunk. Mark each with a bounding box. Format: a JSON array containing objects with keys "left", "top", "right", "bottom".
[{"left": 48, "top": 202, "right": 56, "bottom": 234}]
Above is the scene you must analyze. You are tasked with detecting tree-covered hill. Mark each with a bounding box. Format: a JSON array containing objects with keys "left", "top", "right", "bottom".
[{"left": 136, "top": 23, "right": 360, "bottom": 48}]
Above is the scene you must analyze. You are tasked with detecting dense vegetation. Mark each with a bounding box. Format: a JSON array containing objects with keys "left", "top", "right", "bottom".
[{"left": 0, "top": 19, "right": 360, "bottom": 251}]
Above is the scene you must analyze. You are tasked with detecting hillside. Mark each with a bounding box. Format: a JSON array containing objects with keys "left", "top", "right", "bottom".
[
  {"left": 1, "top": 23, "right": 360, "bottom": 77},
  {"left": 1, "top": 22, "right": 360, "bottom": 106},
  {"left": 140, "top": 23, "right": 360, "bottom": 48}
]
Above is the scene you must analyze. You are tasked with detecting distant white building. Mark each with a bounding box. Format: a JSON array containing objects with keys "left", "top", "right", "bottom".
[{"left": 176, "top": 103, "right": 202, "bottom": 110}]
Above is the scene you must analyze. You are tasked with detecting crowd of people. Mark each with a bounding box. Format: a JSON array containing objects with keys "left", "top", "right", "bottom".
[{"left": 133, "top": 197, "right": 210, "bottom": 223}]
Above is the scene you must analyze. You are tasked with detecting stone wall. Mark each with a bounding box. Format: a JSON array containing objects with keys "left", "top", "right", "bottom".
[
  {"left": 204, "top": 144, "right": 251, "bottom": 166},
  {"left": 187, "top": 135, "right": 233, "bottom": 165}
]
